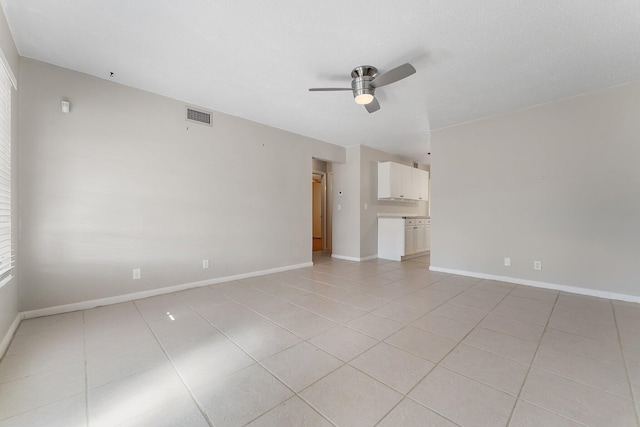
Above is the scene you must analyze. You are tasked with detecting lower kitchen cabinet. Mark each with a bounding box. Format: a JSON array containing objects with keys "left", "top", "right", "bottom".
[{"left": 378, "top": 217, "right": 430, "bottom": 261}]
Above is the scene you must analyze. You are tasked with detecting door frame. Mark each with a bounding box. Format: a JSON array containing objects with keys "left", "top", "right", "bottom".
[{"left": 312, "top": 170, "right": 328, "bottom": 251}]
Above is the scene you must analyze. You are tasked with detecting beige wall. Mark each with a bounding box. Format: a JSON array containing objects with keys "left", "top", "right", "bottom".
[
  {"left": 431, "top": 81, "right": 640, "bottom": 297},
  {"left": 332, "top": 146, "right": 361, "bottom": 258},
  {"left": 312, "top": 157, "right": 328, "bottom": 173},
  {"left": 0, "top": 5, "right": 18, "bottom": 81},
  {"left": 332, "top": 144, "right": 428, "bottom": 260},
  {"left": 0, "top": 4, "right": 19, "bottom": 350},
  {"left": 18, "top": 58, "right": 345, "bottom": 311}
]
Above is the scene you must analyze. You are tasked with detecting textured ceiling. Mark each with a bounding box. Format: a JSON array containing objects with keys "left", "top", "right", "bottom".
[{"left": 2, "top": 1, "right": 640, "bottom": 161}]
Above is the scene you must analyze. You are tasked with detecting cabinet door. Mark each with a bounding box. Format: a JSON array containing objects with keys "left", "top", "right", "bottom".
[
  {"left": 391, "top": 162, "right": 405, "bottom": 198},
  {"left": 415, "top": 225, "right": 427, "bottom": 252},
  {"left": 378, "top": 162, "right": 404, "bottom": 199},
  {"left": 419, "top": 170, "right": 429, "bottom": 201},
  {"left": 400, "top": 165, "right": 414, "bottom": 199},
  {"left": 412, "top": 168, "right": 429, "bottom": 201},
  {"left": 404, "top": 226, "right": 415, "bottom": 255}
]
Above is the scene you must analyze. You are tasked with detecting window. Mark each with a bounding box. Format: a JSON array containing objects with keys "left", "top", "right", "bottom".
[{"left": 0, "top": 64, "right": 11, "bottom": 285}]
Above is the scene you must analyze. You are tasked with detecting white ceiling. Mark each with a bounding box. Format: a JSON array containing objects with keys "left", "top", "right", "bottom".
[{"left": 3, "top": 1, "right": 640, "bottom": 162}]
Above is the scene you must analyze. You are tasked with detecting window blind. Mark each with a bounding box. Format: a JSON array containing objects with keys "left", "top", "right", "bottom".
[{"left": 0, "top": 71, "right": 11, "bottom": 282}]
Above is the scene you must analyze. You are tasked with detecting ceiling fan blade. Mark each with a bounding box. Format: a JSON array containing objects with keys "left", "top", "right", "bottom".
[
  {"left": 365, "top": 98, "right": 380, "bottom": 113},
  {"left": 308, "top": 88, "right": 352, "bottom": 91},
  {"left": 371, "top": 63, "right": 416, "bottom": 88}
]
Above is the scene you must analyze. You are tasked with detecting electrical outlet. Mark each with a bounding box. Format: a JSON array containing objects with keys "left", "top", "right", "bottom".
[
  {"left": 203, "top": 259, "right": 210, "bottom": 269},
  {"left": 504, "top": 257, "right": 511, "bottom": 267},
  {"left": 534, "top": 261, "right": 542, "bottom": 270},
  {"left": 337, "top": 204, "right": 341, "bottom": 211},
  {"left": 364, "top": 203, "right": 368, "bottom": 210},
  {"left": 133, "top": 268, "right": 141, "bottom": 280}
]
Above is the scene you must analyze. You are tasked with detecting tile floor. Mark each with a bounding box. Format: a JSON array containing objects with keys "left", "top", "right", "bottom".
[{"left": 1, "top": 252, "right": 639, "bottom": 426}]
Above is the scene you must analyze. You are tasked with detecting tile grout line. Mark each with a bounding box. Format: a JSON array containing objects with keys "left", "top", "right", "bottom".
[
  {"left": 131, "top": 300, "right": 216, "bottom": 427},
  {"left": 504, "top": 290, "right": 560, "bottom": 426},
  {"left": 213, "top": 265, "right": 458, "bottom": 425},
  {"left": 225, "top": 279, "right": 464, "bottom": 425},
  {"left": 611, "top": 300, "right": 640, "bottom": 427},
  {"left": 525, "top": 299, "right": 638, "bottom": 398},
  {"left": 231, "top": 270, "right": 465, "bottom": 362},
  {"left": 266, "top": 260, "right": 448, "bottom": 305},
  {"left": 175, "top": 291, "right": 338, "bottom": 427},
  {"left": 292, "top": 270, "right": 454, "bottom": 325},
  {"left": 233, "top": 269, "right": 444, "bottom": 335},
  {"left": 239, "top": 273, "right": 384, "bottom": 319},
  {"left": 219, "top": 292, "right": 386, "bottom": 426},
  {"left": 0, "top": 315, "right": 87, "bottom": 423},
  {"left": 374, "top": 277, "right": 518, "bottom": 426},
  {"left": 514, "top": 400, "right": 590, "bottom": 427},
  {"left": 545, "top": 318, "right": 618, "bottom": 343},
  {"left": 233, "top": 287, "right": 368, "bottom": 329},
  {"left": 510, "top": 297, "right": 636, "bottom": 424},
  {"left": 241, "top": 395, "right": 338, "bottom": 427},
  {"left": 239, "top": 272, "right": 452, "bottom": 338}
]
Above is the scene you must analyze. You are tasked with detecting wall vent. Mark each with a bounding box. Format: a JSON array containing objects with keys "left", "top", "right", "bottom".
[{"left": 186, "top": 107, "right": 212, "bottom": 126}]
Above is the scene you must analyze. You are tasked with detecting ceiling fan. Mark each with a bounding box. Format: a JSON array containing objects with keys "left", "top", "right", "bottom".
[{"left": 309, "top": 63, "right": 416, "bottom": 113}]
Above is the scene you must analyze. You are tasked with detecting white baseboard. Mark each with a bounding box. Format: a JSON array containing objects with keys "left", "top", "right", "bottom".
[
  {"left": 331, "top": 254, "right": 378, "bottom": 262},
  {"left": 21, "top": 262, "right": 313, "bottom": 320},
  {"left": 429, "top": 266, "right": 640, "bottom": 303},
  {"left": 0, "top": 314, "right": 21, "bottom": 358}
]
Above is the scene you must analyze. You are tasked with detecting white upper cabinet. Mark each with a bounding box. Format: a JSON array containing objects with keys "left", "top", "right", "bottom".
[
  {"left": 412, "top": 168, "right": 429, "bottom": 201},
  {"left": 401, "top": 164, "right": 418, "bottom": 200},
  {"left": 378, "top": 161, "right": 403, "bottom": 199},
  {"left": 378, "top": 161, "right": 428, "bottom": 201}
]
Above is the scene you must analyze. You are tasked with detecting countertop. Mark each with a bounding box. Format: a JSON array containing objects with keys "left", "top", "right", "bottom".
[{"left": 377, "top": 214, "right": 430, "bottom": 219}]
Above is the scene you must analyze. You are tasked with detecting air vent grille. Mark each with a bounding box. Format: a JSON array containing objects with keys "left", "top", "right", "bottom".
[{"left": 186, "top": 107, "right": 212, "bottom": 126}]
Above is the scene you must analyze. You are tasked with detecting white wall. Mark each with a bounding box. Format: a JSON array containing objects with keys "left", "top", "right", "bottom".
[
  {"left": 18, "top": 58, "right": 345, "bottom": 311},
  {"left": 0, "top": 4, "right": 19, "bottom": 351},
  {"left": 431, "top": 81, "right": 640, "bottom": 297},
  {"left": 332, "top": 144, "right": 428, "bottom": 260}
]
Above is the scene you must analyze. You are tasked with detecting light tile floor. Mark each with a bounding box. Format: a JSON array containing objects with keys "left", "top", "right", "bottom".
[{"left": 1, "top": 252, "right": 639, "bottom": 426}]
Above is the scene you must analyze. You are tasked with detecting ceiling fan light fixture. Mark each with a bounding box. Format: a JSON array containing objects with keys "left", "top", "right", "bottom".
[
  {"left": 354, "top": 93, "right": 374, "bottom": 105},
  {"left": 309, "top": 62, "right": 415, "bottom": 114}
]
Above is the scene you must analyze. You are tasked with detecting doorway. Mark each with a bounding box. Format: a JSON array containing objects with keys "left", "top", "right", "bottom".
[
  {"left": 312, "top": 175, "right": 323, "bottom": 251},
  {"left": 312, "top": 159, "right": 331, "bottom": 252}
]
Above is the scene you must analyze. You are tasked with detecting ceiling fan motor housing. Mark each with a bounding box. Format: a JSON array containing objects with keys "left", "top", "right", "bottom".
[{"left": 351, "top": 66, "right": 377, "bottom": 101}]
